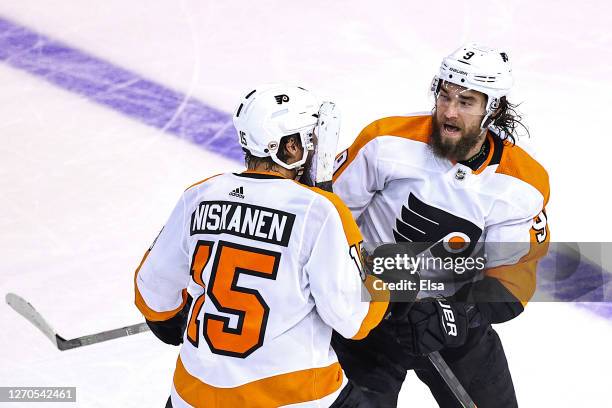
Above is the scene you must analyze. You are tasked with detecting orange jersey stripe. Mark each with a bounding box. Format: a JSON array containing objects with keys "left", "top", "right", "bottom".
[
  {"left": 490, "top": 144, "right": 550, "bottom": 304},
  {"left": 133, "top": 249, "right": 189, "bottom": 321},
  {"left": 486, "top": 221, "right": 550, "bottom": 305},
  {"left": 486, "top": 242, "right": 549, "bottom": 305},
  {"left": 173, "top": 356, "right": 343, "bottom": 407},
  {"left": 496, "top": 144, "right": 550, "bottom": 206},
  {"left": 333, "top": 115, "right": 432, "bottom": 180},
  {"left": 352, "top": 275, "right": 390, "bottom": 340}
]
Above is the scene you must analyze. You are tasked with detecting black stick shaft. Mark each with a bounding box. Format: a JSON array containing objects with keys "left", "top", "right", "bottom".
[{"left": 428, "top": 351, "right": 477, "bottom": 408}]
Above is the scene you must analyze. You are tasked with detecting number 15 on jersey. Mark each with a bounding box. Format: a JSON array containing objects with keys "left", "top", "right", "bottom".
[{"left": 187, "top": 240, "right": 280, "bottom": 358}]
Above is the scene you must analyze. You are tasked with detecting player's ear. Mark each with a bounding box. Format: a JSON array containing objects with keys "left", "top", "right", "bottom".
[{"left": 282, "top": 135, "right": 302, "bottom": 163}]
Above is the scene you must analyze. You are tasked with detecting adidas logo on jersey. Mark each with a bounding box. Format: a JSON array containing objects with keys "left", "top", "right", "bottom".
[{"left": 229, "top": 186, "right": 245, "bottom": 199}]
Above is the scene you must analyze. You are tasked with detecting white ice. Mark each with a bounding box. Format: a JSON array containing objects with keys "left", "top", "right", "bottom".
[{"left": 1, "top": 1, "right": 611, "bottom": 407}]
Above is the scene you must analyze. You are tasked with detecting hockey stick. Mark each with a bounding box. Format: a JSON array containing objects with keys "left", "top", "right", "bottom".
[
  {"left": 372, "top": 244, "right": 476, "bottom": 407},
  {"left": 5, "top": 293, "right": 150, "bottom": 351},
  {"left": 428, "top": 351, "right": 477, "bottom": 408}
]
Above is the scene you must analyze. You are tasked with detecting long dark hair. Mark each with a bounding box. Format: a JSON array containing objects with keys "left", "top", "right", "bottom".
[{"left": 489, "top": 97, "right": 530, "bottom": 145}]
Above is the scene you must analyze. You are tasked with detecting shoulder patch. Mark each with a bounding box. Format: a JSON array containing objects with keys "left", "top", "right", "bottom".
[{"left": 496, "top": 145, "right": 550, "bottom": 205}]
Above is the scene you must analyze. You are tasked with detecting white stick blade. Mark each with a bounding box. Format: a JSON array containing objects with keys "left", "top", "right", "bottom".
[{"left": 6, "top": 293, "right": 59, "bottom": 347}]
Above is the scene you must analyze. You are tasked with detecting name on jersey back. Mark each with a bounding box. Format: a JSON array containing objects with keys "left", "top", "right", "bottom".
[{"left": 190, "top": 201, "right": 295, "bottom": 246}]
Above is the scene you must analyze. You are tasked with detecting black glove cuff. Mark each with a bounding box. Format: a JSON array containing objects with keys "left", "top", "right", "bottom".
[
  {"left": 146, "top": 294, "right": 193, "bottom": 346},
  {"left": 453, "top": 277, "right": 524, "bottom": 327}
]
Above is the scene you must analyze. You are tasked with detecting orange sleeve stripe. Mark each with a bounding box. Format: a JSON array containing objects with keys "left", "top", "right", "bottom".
[
  {"left": 333, "top": 115, "right": 432, "bottom": 180},
  {"left": 352, "top": 275, "right": 390, "bottom": 340},
  {"left": 133, "top": 249, "right": 189, "bottom": 322},
  {"left": 496, "top": 145, "right": 550, "bottom": 206},
  {"left": 295, "top": 184, "right": 363, "bottom": 246},
  {"left": 486, "top": 260, "right": 536, "bottom": 306},
  {"left": 491, "top": 145, "right": 550, "bottom": 304},
  {"left": 173, "top": 356, "right": 343, "bottom": 407},
  {"left": 486, "top": 240, "right": 550, "bottom": 305},
  {"left": 185, "top": 173, "right": 223, "bottom": 192}
]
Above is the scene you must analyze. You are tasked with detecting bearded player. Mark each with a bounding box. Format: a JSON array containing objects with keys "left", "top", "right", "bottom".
[{"left": 331, "top": 44, "right": 550, "bottom": 407}]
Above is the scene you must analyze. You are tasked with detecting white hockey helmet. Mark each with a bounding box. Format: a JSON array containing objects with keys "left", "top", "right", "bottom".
[
  {"left": 431, "top": 43, "right": 513, "bottom": 128},
  {"left": 233, "top": 84, "right": 320, "bottom": 171}
]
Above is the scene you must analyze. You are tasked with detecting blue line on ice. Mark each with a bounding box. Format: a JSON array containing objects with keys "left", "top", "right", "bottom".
[{"left": 0, "top": 16, "right": 243, "bottom": 162}]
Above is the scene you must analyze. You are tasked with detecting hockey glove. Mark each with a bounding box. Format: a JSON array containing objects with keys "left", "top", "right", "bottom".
[
  {"left": 394, "top": 296, "right": 468, "bottom": 356},
  {"left": 146, "top": 294, "right": 193, "bottom": 346}
]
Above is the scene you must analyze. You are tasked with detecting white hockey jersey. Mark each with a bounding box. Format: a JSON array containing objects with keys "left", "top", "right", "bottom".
[
  {"left": 333, "top": 115, "right": 550, "bottom": 303},
  {"left": 135, "top": 170, "right": 389, "bottom": 408}
]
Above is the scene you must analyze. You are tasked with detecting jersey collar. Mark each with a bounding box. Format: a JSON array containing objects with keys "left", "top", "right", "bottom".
[
  {"left": 454, "top": 132, "right": 504, "bottom": 174},
  {"left": 235, "top": 170, "right": 287, "bottom": 180}
]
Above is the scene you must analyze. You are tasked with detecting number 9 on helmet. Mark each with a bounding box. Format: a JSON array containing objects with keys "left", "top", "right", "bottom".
[{"left": 431, "top": 43, "right": 514, "bottom": 129}]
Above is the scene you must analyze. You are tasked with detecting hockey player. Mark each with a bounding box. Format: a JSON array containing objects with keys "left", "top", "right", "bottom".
[
  {"left": 332, "top": 44, "right": 550, "bottom": 407},
  {"left": 134, "top": 84, "right": 390, "bottom": 408}
]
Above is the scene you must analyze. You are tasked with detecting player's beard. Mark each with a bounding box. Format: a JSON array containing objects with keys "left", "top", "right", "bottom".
[{"left": 430, "top": 114, "right": 485, "bottom": 161}]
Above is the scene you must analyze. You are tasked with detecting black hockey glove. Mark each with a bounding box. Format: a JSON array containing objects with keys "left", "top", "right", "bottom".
[
  {"left": 146, "top": 294, "right": 193, "bottom": 346},
  {"left": 393, "top": 296, "right": 468, "bottom": 356}
]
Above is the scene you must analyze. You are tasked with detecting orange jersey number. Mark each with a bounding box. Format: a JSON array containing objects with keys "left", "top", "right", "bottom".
[
  {"left": 187, "top": 240, "right": 280, "bottom": 358},
  {"left": 186, "top": 240, "right": 214, "bottom": 347}
]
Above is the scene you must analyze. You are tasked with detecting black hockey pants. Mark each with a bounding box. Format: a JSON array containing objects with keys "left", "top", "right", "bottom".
[{"left": 332, "top": 323, "right": 518, "bottom": 408}]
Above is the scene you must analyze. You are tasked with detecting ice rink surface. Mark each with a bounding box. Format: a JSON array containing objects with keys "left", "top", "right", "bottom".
[{"left": 1, "top": 1, "right": 611, "bottom": 406}]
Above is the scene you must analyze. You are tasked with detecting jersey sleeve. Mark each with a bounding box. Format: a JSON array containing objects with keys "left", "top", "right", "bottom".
[
  {"left": 484, "top": 206, "right": 550, "bottom": 305},
  {"left": 332, "top": 137, "right": 383, "bottom": 220},
  {"left": 134, "top": 194, "right": 191, "bottom": 322},
  {"left": 483, "top": 148, "right": 551, "bottom": 307},
  {"left": 453, "top": 199, "right": 549, "bottom": 326},
  {"left": 304, "top": 190, "right": 389, "bottom": 340}
]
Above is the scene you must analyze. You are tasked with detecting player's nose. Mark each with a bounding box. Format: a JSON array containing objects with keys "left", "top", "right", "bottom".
[{"left": 443, "top": 101, "right": 459, "bottom": 119}]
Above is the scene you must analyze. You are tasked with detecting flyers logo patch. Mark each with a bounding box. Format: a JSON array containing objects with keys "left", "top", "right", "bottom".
[{"left": 393, "top": 193, "right": 482, "bottom": 259}]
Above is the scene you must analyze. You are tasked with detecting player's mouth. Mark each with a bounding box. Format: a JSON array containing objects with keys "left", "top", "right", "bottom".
[{"left": 442, "top": 123, "right": 462, "bottom": 137}]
